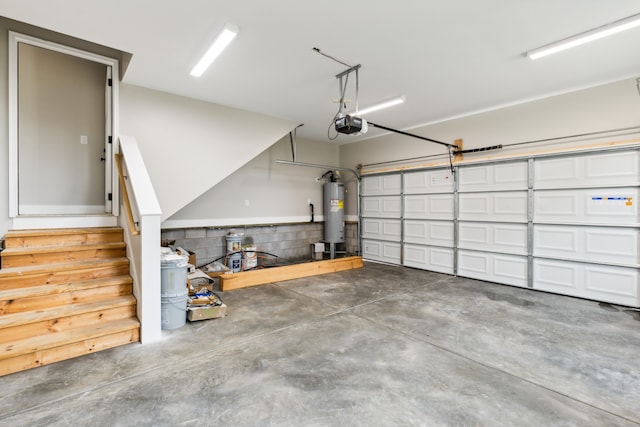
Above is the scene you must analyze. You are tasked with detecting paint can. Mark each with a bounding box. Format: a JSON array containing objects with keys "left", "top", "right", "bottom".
[
  {"left": 227, "top": 253, "right": 242, "bottom": 272},
  {"left": 243, "top": 246, "right": 257, "bottom": 270},
  {"left": 226, "top": 232, "right": 243, "bottom": 253}
]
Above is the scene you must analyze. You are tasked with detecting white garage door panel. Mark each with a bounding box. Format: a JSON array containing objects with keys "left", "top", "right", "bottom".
[
  {"left": 458, "top": 222, "right": 527, "bottom": 254},
  {"left": 534, "top": 188, "right": 639, "bottom": 225},
  {"left": 457, "top": 250, "right": 527, "bottom": 287},
  {"left": 362, "top": 196, "right": 402, "bottom": 218},
  {"left": 362, "top": 239, "right": 401, "bottom": 264},
  {"left": 361, "top": 218, "right": 401, "bottom": 241},
  {"left": 459, "top": 161, "right": 528, "bottom": 192},
  {"left": 361, "top": 174, "right": 401, "bottom": 196},
  {"left": 404, "top": 169, "right": 454, "bottom": 194},
  {"left": 404, "top": 244, "right": 454, "bottom": 274},
  {"left": 459, "top": 192, "right": 528, "bottom": 222},
  {"left": 535, "top": 151, "right": 640, "bottom": 189},
  {"left": 533, "top": 259, "right": 639, "bottom": 306},
  {"left": 404, "top": 194, "right": 454, "bottom": 219},
  {"left": 534, "top": 225, "right": 639, "bottom": 266},
  {"left": 404, "top": 220, "right": 454, "bottom": 247}
]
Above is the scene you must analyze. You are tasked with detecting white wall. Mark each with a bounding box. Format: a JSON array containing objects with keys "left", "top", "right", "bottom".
[
  {"left": 119, "top": 84, "right": 297, "bottom": 222},
  {"left": 340, "top": 78, "right": 640, "bottom": 216},
  {"left": 163, "top": 135, "right": 339, "bottom": 228}
]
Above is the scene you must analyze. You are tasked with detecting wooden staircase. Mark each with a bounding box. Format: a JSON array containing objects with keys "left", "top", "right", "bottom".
[{"left": 0, "top": 227, "right": 140, "bottom": 376}]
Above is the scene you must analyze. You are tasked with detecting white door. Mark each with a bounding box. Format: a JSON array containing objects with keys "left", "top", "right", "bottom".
[{"left": 9, "top": 31, "right": 119, "bottom": 227}]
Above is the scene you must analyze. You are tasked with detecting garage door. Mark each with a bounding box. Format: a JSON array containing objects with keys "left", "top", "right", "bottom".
[
  {"left": 361, "top": 174, "right": 402, "bottom": 264},
  {"left": 532, "top": 151, "right": 640, "bottom": 306},
  {"left": 403, "top": 168, "right": 455, "bottom": 274},
  {"left": 457, "top": 160, "right": 529, "bottom": 287},
  {"left": 359, "top": 147, "right": 640, "bottom": 307}
]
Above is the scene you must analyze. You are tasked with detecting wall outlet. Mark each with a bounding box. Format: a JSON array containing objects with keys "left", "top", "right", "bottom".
[
  {"left": 244, "top": 199, "right": 250, "bottom": 206},
  {"left": 80, "top": 135, "right": 88, "bottom": 145}
]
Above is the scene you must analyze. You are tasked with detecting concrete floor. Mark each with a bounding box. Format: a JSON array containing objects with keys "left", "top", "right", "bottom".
[{"left": 1, "top": 261, "right": 639, "bottom": 426}]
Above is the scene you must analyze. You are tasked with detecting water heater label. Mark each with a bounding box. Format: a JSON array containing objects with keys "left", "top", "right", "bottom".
[{"left": 330, "top": 199, "right": 343, "bottom": 212}]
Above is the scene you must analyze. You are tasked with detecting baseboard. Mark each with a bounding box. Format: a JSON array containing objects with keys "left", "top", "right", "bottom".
[{"left": 19, "top": 205, "right": 106, "bottom": 215}]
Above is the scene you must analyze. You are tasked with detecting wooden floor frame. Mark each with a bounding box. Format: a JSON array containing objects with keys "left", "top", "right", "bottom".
[{"left": 213, "top": 256, "right": 364, "bottom": 291}]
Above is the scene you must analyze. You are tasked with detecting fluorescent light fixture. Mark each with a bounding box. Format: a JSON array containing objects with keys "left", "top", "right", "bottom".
[
  {"left": 352, "top": 96, "right": 406, "bottom": 116},
  {"left": 190, "top": 23, "right": 239, "bottom": 77},
  {"left": 526, "top": 13, "right": 640, "bottom": 60}
]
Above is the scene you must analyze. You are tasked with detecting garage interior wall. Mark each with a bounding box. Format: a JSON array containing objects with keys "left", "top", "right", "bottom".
[
  {"left": 163, "top": 135, "right": 339, "bottom": 227},
  {"left": 339, "top": 78, "right": 640, "bottom": 218},
  {"left": 160, "top": 135, "right": 346, "bottom": 266}
]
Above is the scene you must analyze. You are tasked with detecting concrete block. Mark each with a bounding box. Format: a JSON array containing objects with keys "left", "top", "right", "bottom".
[
  {"left": 185, "top": 228, "right": 207, "bottom": 239},
  {"left": 161, "top": 230, "right": 186, "bottom": 240},
  {"left": 206, "top": 228, "right": 226, "bottom": 238}
]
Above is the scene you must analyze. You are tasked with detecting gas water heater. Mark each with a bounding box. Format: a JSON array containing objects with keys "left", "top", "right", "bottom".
[{"left": 323, "top": 179, "right": 345, "bottom": 258}]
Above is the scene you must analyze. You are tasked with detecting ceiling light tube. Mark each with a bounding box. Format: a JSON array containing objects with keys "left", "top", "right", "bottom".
[
  {"left": 190, "top": 23, "right": 239, "bottom": 77},
  {"left": 353, "top": 96, "right": 406, "bottom": 116},
  {"left": 526, "top": 13, "right": 640, "bottom": 60}
]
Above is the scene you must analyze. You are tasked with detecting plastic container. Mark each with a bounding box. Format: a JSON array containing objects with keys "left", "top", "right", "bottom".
[
  {"left": 161, "top": 250, "right": 188, "bottom": 297},
  {"left": 161, "top": 293, "right": 188, "bottom": 330}
]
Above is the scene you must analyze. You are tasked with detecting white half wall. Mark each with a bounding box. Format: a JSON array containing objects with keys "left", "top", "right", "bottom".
[{"left": 119, "top": 84, "right": 297, "bottom": 221}]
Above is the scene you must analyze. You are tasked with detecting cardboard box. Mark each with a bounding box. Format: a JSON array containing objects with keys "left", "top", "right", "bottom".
[{"left": 187, "top": 303, "right": 227, "bottom": 321}]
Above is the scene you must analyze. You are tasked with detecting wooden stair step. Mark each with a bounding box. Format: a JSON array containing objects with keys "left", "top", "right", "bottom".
[
  {"left": 1, "top": 317, "right": 140, "bottom": 361},
  {"left": 0, "top": 318, "right": 140, "bottom": 376},
  {"left": 0, "top": 276, "right": 133, "bottom": 315},
  {"left": 0, "top": 275, "right": 132, "bottom": 301},
  {"left": 0, "top": 306, "right": 137, "bottom": 347},
  {"left": 0, "top": 295, "right": 137, "bottom": 343},
  {"left": 0, "top": 227, "right": 138, "bottom": 376},
  {"left": 3, "top": 227, "right": 123, "bottom": 249},
  {"left": 0, "top": 242, "right": 126, "bottom": 268},
  {"left": 0, "top": 258, "right": 130, "bottom": 289},
  {"left": 0, "top": 295, "right": 136, "bottom": 330}
]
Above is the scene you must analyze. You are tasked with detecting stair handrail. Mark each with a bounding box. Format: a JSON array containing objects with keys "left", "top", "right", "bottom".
[{"left": 115, "top": 152, "right": 139, "bottom": 235}]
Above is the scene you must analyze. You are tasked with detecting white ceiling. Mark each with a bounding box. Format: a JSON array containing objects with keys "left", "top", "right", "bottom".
[{"left": 2, "top": 1, "right": 640, "bottom": 144}]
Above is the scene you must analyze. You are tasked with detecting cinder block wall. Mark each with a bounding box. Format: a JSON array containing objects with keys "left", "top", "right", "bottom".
[{"left": 161, "top": 222, "right": 359, "bottom": 268}]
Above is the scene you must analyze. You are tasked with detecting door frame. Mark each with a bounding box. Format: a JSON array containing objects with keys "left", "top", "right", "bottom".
[{"left": 8, "top": 31, "right": 120, "bottom": 225}]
